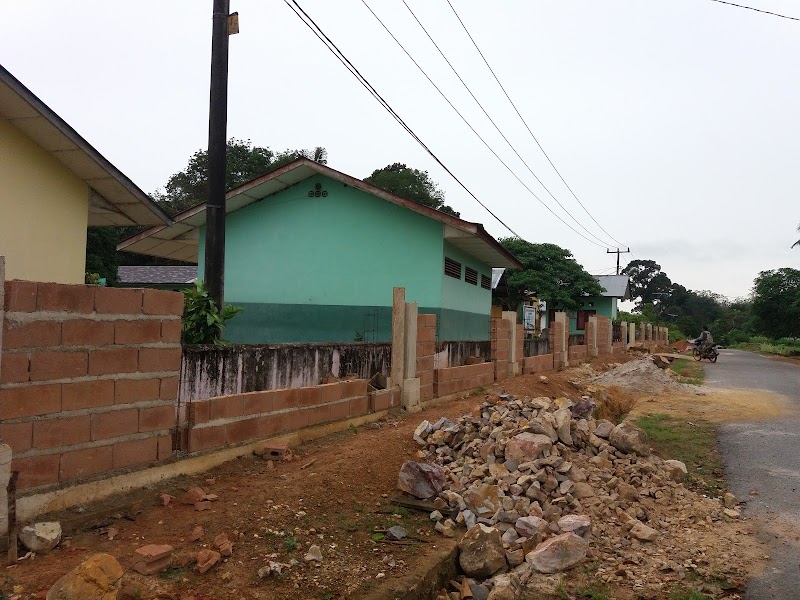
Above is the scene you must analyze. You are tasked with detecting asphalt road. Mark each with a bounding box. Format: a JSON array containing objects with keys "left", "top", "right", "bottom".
[{"left": 706, "top": 349, "right": 800, "bottom": 599}]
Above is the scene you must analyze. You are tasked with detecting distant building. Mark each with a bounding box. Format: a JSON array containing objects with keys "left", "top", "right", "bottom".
[
  {"left": 117, "top": 266, "right": 196, "bottom": 291},
  {"left": 0, "top": 64, "right": 170, "bottom": 284},
  {"left": 543, "top": 275, "right": 631, "bottom": 334},
  {"left": 118, "top": 159, "right": 522, "bottom": 343}
]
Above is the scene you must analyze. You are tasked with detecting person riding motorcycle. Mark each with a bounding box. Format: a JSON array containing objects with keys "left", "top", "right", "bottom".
[{"left": 696, "top": 326, "right": 714, "bottom": 352}]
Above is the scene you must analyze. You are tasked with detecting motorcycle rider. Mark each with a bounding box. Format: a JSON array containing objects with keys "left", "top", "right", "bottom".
[{"left": 696, "top": 326, "right": 714, "bottom": 353}]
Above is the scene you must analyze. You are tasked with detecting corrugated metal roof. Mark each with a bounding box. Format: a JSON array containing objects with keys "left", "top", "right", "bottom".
[
  {"left": 118, "top": 159, "right": 524, "bottom": 270},
  {"left": 594, "top": 275, "right": 631, "bottom": 299},
  {"left": 0, "top": 64, "right": 170, "bottom": 227},
  {"left": 118, "top": 266, "right": 197, "bottom": 285}
]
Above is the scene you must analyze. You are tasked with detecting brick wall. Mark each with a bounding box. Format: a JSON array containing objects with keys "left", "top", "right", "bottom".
[
  {"left": 568, "top": 345, "right": 588, "bottom": 365},
  {"left": 515, "top": 324, "right": 523, "bottom": 372},
  {"left": 596, "top": 316, "right": 612, "bottom": 355},
  {"left": 490, "top": 318, "right": 511, "bottom": 381},
  {"left": 1, "top": 281, "right": 182, "bottom": 491},
  {"left": 549, "top": 321, "right": 565, "bottom": 368},
  {"left": 186, "top": 379, "right": 370, "bottom": 453},
  {"left": 416, "top": 314, "right": 436, "bottom": 402},
  {"left": 433, "top": 362, "right": 494, "bottom": 397},
  {"left": 522, "top": 353, "right": 555, "bottom": 374}
]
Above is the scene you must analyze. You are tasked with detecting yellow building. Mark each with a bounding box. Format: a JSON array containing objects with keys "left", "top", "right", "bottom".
[{"left": 0, "top": 64, "right": 170, "bottom": 284}]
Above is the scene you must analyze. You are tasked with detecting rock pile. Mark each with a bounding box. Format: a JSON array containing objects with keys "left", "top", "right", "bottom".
[{"left": 404, "top": 392, "right": 745, "bottom": 598}]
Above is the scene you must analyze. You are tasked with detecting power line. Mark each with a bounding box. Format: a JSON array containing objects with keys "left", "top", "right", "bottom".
[
  {"left": 708, "top": 0, "right": 799, "bottom": 20},
  {"left": 401, "top": 1, "right": 617, "bottom": 249},
  {"left": 360, "top": 0, "right": 609, "bottom": 249},
  {"left": 442, "top": 0, "right": 629, "bottom": 248},
  {"left": 282, "top": 0, "right": 521, "bottom": 237}
]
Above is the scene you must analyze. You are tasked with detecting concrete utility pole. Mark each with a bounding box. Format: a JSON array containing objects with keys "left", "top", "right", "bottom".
[
  {"left": 607, "top": 247, "right": 631, "bottom": 275},
  {"left": 204, "top": 0, "right": 233, "bottom": 310}
]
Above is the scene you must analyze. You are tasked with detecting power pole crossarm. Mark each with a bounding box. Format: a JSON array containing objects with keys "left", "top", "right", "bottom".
[{"left": 607, "top": 247, "right": 631, "bottom": 275}]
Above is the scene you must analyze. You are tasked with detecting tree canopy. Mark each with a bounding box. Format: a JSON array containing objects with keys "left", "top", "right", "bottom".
[
  {"left": 364, "top": 163, "right": 460, "bottom": 217},
  {"left": 752, "top": 268, "right": 800, "bottom": 338},
  {"left": 497, "top": 239, "right": 603, "bottom": 311}
]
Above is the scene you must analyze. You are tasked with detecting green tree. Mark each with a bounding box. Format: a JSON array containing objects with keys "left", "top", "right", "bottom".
[
  {"left": 364, "top": 163, "right": 460, "bottom": 217},
  {"left": 621, "top": 259, "right": 672, "bottom": 310},
  {"left": 85, "top": 227, "right": 122, "bottom": 285},
  {"left": 752, "top": 268, "right": 800, "bottom": 338},
  {"left": 497, "top": 239, "right": 603, "bottom": 311}
]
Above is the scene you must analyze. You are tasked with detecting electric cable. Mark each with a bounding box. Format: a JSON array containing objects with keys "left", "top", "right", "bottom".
[{"left": 708, "top": 0, "right": 798, "bottom": 20}]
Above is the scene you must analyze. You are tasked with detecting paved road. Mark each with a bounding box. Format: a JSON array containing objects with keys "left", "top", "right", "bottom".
[{"left": 706, "top": 349, "right": 800, "bottom": 599}]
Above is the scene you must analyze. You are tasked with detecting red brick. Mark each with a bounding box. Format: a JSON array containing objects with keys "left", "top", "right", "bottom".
[
  {"left": 349, "top": 396, "right": 369, "bottom": 417},
  {"left": 225, "top": 418, "right": 259, "bottom": 443},
  {"left": 417, "top": 341, "right": 435, "bottom": 357},
  {"left": 4, "top": 280, "right": 38, "bottom": 312},
  {"left": 417, "top": 327, "right": 436, "bottom": 343},
  {"left": 370, "top": 392, "right": 391, "bottom": 412},
  {"left": 62, "top": 319, "right": 114, "bottom": 346},
  {"left": 188, "top": 401, "right": 210, "bottom": 425},
  {"left": 37, "top": 283, "right": 95, "bottom": 313},
  {"left": 330, "top": 399, "right": 350, "bottom": 421},
  {"left": 62, "top": 379, "right": 114, "bottom": 411},
  {"left": 342, "top": 379, "right": 367, "bottom": 399},
  {"left": 0, "top": 384, "right": 61, "bottom": 419},
  {"left": 210, "top": 395, "right": 244, "bottom": 421},
  {"left": 188, "top": 425, "right": 226, "bottom": 452},
  {"left": 258, "top": 413, "right": 284, "bottom": 437},
  {"left": 318, "top": 382, "right": 342, "bottom": 404},
  {"left": 3, "top": 320, "right": 61, "bottom": 350},
  {"left": 243, "top": 391, "right": 272, "bottom": 415},
  {"left": 305, "top": 404, "right": 331, "bottom": 426},
  {"left": 91, "top": 408, "right": 139, "bottom": 440},
  {"left": 160, "top": 319, "right": 182, "bottom": 343},
  {"left": 139, "top": 347, "right": 181, "bottom": 372},
  {"left": 157, "top": 434, "right": 173, "bottom": 459},
  {"left": 13, "top": 454, "right": 60, "bottom": 489},
  {"left": 142, "top": 289, "right": 184, "bottom": 316},
  {"left": 33, "top": 415, "right": 91, "bottom": 449},
  {"left": 115, "top": 320, "right": 162, "bottom": 345},
  {"left": 420, "top": 384, "right": 433, "bottom": 401},
  {"left": 89, "top": 348, "right": 138, "bottom": 376},
  {"left": 60, "top": 445, "right": 113, "bottom": 480},
  {"left": 94, "top": 287, "right": 143, "bottom": 315},
  {"left": 418, "top": 314, "right": 436, "bottom": 328},
  {"left": 296, "top": 386, "right": 322, "bottom": 408},
  {"left": 283, "top": 409, "right": 308, "bottom": 431},
  {"left": 114, "top": 378, "right": 160, "bottom": 405},
  {"left": 113, "top": 437, "right": 158, "bottom": 469},
  {"left": 0, "top": 421, "right": 32, "bottom": 452},
  {"left": 416, "top": 355, "right": 434, "bottom": 372},
  {"left": 30, "top": 350, "right": 87, "bottom": 381},
  {"left": 0, "top": 352, "right": 30, "bottom": 383},
  {"left": 139, "top": 405, "right": 175, "bottom": 432},
  {"left": 271, "top": 389, "right": 295, "bottom": 411},
  {"left": 160, "top": 376, "right": 179, "bottom": 400},
  {"left": 419, "top": 370, "right": 434, "bottom": 386}
]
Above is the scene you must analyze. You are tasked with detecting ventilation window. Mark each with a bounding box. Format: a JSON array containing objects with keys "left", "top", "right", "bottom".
[
  {"left": 307, "top": 182, "right": 328, "bottom": 198},
  {"left": 444, "top": 257, "right": 462, "bottom": 279},
  {"left": 465, "top": 267, "right": 478, "bottom": 286},
  {"left": 480, "top": 274, "right": 491, "bottom": 290}
]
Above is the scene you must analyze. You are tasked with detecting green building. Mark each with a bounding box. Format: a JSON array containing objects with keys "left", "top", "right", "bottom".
[
  {"left": 542, "top": 275, "right": 631, "bottom": 334},
  {"left": 118, "top": 159, "right": 521, "bottom": 343}
]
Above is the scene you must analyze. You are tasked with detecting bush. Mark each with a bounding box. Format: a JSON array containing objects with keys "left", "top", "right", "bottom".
[
  {"left": 668, "top": 328, "right": 687, "bottom": 343},
  {"left": 181, "top": 281, "right": 242, "bottom": 344}
]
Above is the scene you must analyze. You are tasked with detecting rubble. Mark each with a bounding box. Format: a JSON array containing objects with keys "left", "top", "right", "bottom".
[
  {"left": 46, "top": 553, "right": 123, "bottom": 600},
  {"left": 131, "top": 544, "right": 173, "bottom": 575},
  {"left": 458, "top": 524, "right": 507, "bottom": 578},
  {"left": 526, "top": 532, "right": 588, "bottom": 573},
  {"left": 397, "top": 461, "right": 447, "bottom": 499},
  {"left": 195, "top": 549, "right": 221, "bottom": 574},
  {"left": 20, "top": 522, "right": 61, "bottom": 553}
]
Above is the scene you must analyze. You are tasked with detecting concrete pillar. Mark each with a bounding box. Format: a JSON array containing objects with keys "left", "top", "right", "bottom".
[
  {"left": 606, "top": 318, "right": 614, "bottom": 353},
  {"left": 554, "top": 312, "right": 569, "bottom": 367},
  {"left": 0, "top": 256, "right": 4, "bottom": 382},
  {"left": 629, "top": 322, "right": 637, "bottom": 347},
  {"left": 639, "top": 323, "right": 645, "bottom": 343},
  {"left": 587, "top": 316, "right": 598, "bottom": 357},
  {"left": 619, "top": 320, "right": 627, "bottom": 349},
  {"left": 403, "top": 303, "right": 418, "bottom": 380},
  {"left": 646, "top": 323, "right": 653, "bottom": 343},
  {"left": 0, "top": 444, "right": 9, "bottom": 536},
  {"left": 502, "top": 311, "right": 519, "bottom": 375},
  {"left": 390, "top": 287, "right": 405, "bottom": 388}
]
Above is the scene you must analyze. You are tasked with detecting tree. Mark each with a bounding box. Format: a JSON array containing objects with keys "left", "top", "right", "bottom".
[
  {"left": 85, "top": 227, "right": 122, "bottom": 285},
  {"left": 497, "top": 239, "right": 603, "bottom": 311},
  {"left": 621, "top": 259, "right": 672, "bottom": 310},
  {"left": 752, "top": 268, "right": 800, "bottom": 338},
  {"left": 153, "top": 138, "right": 328, "bottom": 216},
  {"left": 364, "top": 163, "right": 460, "bottom": 217}
]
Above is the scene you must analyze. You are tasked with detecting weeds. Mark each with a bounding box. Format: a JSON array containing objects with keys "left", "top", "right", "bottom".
[
  {"left": 284, "top": 536, "right": 298, "bottom": 551},
  {"left": 668, "top": 586, "right": 712, "bottom": 600},
  {"left": 669, "top": 358, "right": 704, "bottom": 385}
]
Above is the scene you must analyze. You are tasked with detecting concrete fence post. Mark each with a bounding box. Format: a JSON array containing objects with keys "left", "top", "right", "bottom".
[
  {"left": 0, "top": 257, "right": 8, "bottom": 536},
  {"left": 629, "top": 322, "right": 636, "bottom": 347},
  {"left": 502, "top": 311, "right": 519, "bottom": 376},
  {"left": 390, "top": 287, "right": 405, "bottom": 388},
  {"left": 403, "top": 302, "right": 418, "bottom": 380},
  {"left": 639, "top": 323, "right": 645, "bottom": 343},
  {"left": 587, "top": 316, "right": 598, "bottom": 357},
  {"left": 646, "top": 323, "right": 653, "bottom": 344},
  {"left": 619, "top": 320, "right": 627, "bottom": 349},
  {"left": 555, "top": 312, "right": 569, "bottom": 367},
  {"left": 606, "top": 318, "right": 614, "bottom": 354}
]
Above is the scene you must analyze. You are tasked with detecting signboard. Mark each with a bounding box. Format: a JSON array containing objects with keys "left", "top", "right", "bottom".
[{"left": 523, "top": 305, "right": 536, "bottom": 331}]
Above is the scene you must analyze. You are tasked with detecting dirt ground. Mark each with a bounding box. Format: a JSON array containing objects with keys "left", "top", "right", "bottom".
[{"left": 2, "top": 353, "right": 779, "bottom": 599}]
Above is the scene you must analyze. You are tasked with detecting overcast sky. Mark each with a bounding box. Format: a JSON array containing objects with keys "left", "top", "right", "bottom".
[{"left": 2, "top": 1, "right": 798, "bottom": 299}]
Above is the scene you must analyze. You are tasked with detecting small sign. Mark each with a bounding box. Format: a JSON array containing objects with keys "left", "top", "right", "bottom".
[
  {"left": 228, "top": 12, "right": 240, "bottom": 35},
  {"left": 523, "top": 305, "right": 536, "bottom": 330}
]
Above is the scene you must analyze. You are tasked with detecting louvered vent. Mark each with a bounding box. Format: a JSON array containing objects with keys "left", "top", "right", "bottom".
[
  {"left": 465, "top": 267, "right": 478, "bottom": 285},
  {"left": 481, "top": 274, "right": 491, "bottom": 290},
  {"left": 444, "top": 257, "right": 462, "bottom": 279}
]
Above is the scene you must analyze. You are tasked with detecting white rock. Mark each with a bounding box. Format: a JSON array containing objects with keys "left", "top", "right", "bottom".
[
  {"left": 303, "top": 545, "right": 323, "bottom": 563},
  {"left": 526, "top": 532, "right": 588, "bottom": 573},
  {"left": 20, "top": 522, "right": 61, "bottom": 553}
]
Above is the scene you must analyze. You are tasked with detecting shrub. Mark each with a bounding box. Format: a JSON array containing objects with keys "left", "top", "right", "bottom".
[{"left": 181, "top": 281, "right": 242, "bottom": 344}]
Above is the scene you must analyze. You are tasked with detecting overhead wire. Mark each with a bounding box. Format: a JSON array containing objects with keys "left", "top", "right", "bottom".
[
  {"left": 282, "top": 0, "right": 521, "bottom": 237},
  {"left": 707, "top": 0, "right": 799, "bottom": 20},
  {"left": 401, "top": 0, "right": 617, "bottom": 249},
  {"left": 442, "top": 0, "right": 629, "bottom": 248},
  {"left": 359, "top": 0, "right": 609, "bottom": 249}
]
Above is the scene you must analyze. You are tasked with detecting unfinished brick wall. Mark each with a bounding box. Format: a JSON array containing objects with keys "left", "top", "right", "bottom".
[
  {"left": 595, "top": 316, "right": 612, "bottom": 355},
  {"left": 490, "top": 318, "right": 511, "bottom": 381},
  {"left": 568, "top": 344, "right": 588, "bottom": 365},
  {"left": 186, "top": 379, "right": 370, "bottom": 453},
  {"left": 433, "top": 362, "right": 494, "bottom": 397},
  {"left": 0, "top": 281, "right": 182, "bottom": 491},
  {"left": 549, "top": 320, "right": 566, "bottom": 368},
  {"left": 416, "top": 314, "right": 436, "bottom": 402},
  {"left": 522, "top": 353, "right": 555, "bottom": 374}
]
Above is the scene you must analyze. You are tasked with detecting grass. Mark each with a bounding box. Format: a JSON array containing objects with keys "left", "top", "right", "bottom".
[
  {"left": 634, "top": 413, "right": 725, "bottom": 496},
  {"left": 669, "top": 358, "right": 704, "bottom": 385},
  {"left": 668, "top": 586, "right": 713, "bottom": 600}
]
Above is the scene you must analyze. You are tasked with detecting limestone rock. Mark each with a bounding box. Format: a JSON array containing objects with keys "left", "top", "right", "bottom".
[
  {"left": 47, "top": 553, "right": 123, "bottom": 600},
  {"left": 386, "top": 526, "right": 407, "bottom": 540},
  {"left": 664, "top": 460, "right": 688, "bottom": 483},
  {"left": 458, "top": 524, "right": 507, "bottom": 578},
  {"left": 558, "top": 514, "right": 592, "bottom": 539},
  {"left": 515, "top": 516, "right": 548, "bottom": 539},
  {"left": 629, "top": 521, "right": 659, "bottom": 542},
  {"left": 504, "top": 433, "right": 552, "bottom": 462},
  {"left": 487, "top": 582, "right": 516, "bottom": 600},
  {"left": 397, "top": 461, "right": 447, "bottom": 499},
  {"left": 723, "top": 492, "right": 738, "bottom": 508},
  {"left": 526, "top": 532, "right": 588, "bottom": 573},
  {"left": 304, "top": 544, "right": 323, "bottom": 563},
  {"left": 553, "top": 408, "right": 573, "bottom": 446},
  {"left": 593, "top": 420, "right": 614, "bottom": 439},
  {"left": 20, "top": 522, "right": 62, "bottom": 553},
  {"left": 195, "top": 549, "right": 221, "bottom": 574},
  {"left": 609, "top": 422, "right": 651, "bottom": 456}
]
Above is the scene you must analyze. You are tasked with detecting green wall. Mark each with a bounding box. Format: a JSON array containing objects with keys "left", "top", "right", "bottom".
[
  {"left": 439, "top": 241, "right": 492, "bottom": 340},
  {"left": 568, "top": 296, "right": 617, "bottom": 334}
]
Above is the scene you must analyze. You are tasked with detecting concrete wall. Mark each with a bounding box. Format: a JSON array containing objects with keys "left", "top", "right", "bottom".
[
  {"left": 1, "top": 280, "right": 182, "bottom": 492},
  {"left": 0, "top": 118, "right": 89, "bottom": 284},
  {"left": 439, "top": 241, "right": 492, "bottom": 340},
  {"left": 433, "top": 340, "right": 491, "bottom": 370}
]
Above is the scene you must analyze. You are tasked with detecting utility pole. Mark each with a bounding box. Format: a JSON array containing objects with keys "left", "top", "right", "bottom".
[
  {"left": 204, "top": 0, "right": 233, "bottom": 310},
  {"left": 607, "top": 247, "right": 631, "bottom": 275}
]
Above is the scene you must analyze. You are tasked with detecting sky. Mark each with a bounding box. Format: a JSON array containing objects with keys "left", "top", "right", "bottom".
[{"left": 2, "top": 0, "right": 799, "bottom": 300}]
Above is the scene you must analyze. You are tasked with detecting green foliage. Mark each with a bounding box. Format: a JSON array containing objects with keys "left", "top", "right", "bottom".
[
  {"left": 364, "top": 163, "right": 460, "bottom": 216},
  {"left": 498, "top": 239, "right": 603, "bottom": 311},
  {"left": 154, "top": 138, "right": 328, "bottom": 216},
  {"left": 85, "top": 227, "right": 122, "bottom": 285},
  {"left": 284, "top": 536, "right": 298, "bottom": 551},
  {"left": 751, "top": 268, "right": 800, "bottom": 339},
  {"left": 181, "top": 281, "right": 242, "bottom": 344},
  {"left": 668, "top": 327, "right": 687, "bottom": 343},
  {"left": 621, "top": 259, "right": 671, "bottom": 309},
  {"left": 668, "top": 358, "right": 704, "bottom": 385}
]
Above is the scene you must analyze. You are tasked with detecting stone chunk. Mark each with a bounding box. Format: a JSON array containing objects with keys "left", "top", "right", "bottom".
[
  {"left": 723, "top": 492, "right": 738, "bottom": 508},
  {"left": 180, "top": 487, "right": 207, "bottom": 505},
  {"left": 458, "top": 524, "right": 507, "bottom": 578},
  {"left": 629, "top": 521, "right": 659, "bottom": 542},
  {"left": 132, "top": 543, "right": 174, "bottom": 575},
  {"left": 47, "top": 553, "right": 123, "bottom": 600},
  {"left": 526, "top": 532, "right": 588, "bottom": 573},
  {"left": 515, "top": 516, "right": 548, "bottom": 539},
  {"left": 593, "top": 420, "right": 614, "bottom": 439},
  {"left": 664, "top": 460, "right": 688, "bottom": 483},
  {"left": 304, "top": 544, "right": 323, "bottom": 563},
  {"left": 20, "top": 522, "right": 61, "bottom": 553},
  {"left": 558, "top": 514, "right": 592, "bottom": 539},
  {"left": 195, "top": 549, "right": 221, "bottom": 574},
  {"left": 189, "top": 526, "right": 204, "bottom": 541},
  {"left": 609, "top": 422, "right": 651, "bottom": 456},
  {"left": 504, "top": 433, "right": 552, "bottom": 462},
  {"left": 397, "top": 461, "right": 447, "bottom": 499}
]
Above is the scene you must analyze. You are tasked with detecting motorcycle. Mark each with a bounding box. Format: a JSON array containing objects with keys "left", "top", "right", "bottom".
[{"left": 688, "top": 339, "right": 719, "bottom": 362}]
